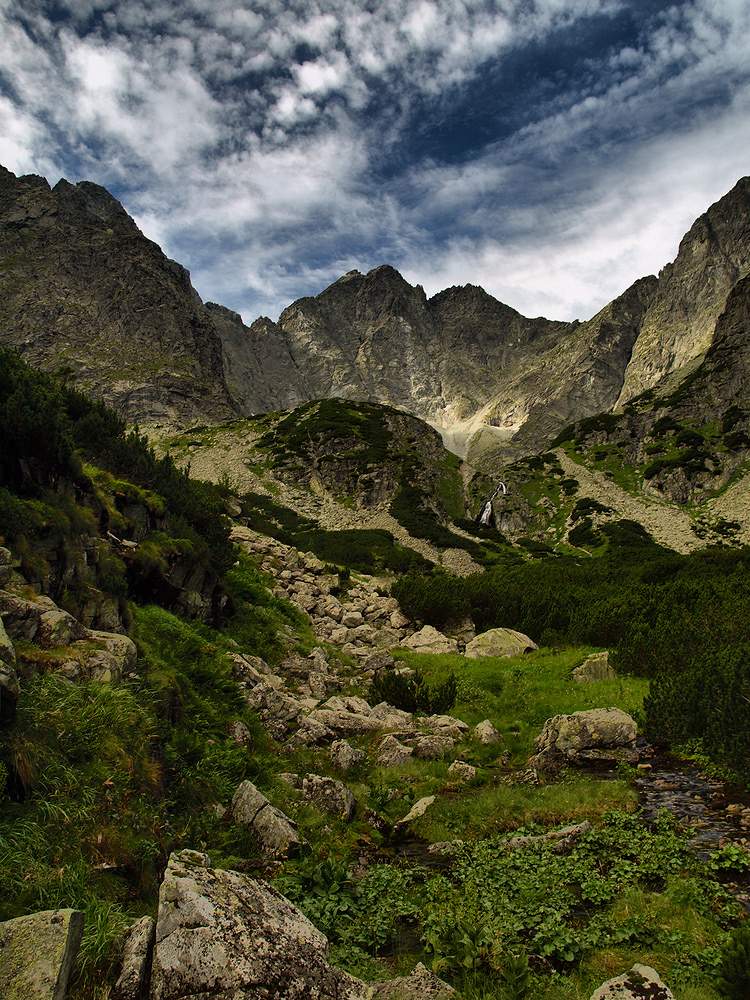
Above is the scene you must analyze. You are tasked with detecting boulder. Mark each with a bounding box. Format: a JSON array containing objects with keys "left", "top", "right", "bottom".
[
  {"left": 393, "top": 796, "right": 436, "bottom": 835},
  {"left": 503, "top": 820, "right": 592, "bottom": 853},
  {"left": 231, "top": 780, "right": 300, "bottom": 858},
  {"left": 529, "top": 708, "right": 638, "bottom": 774},
  {"left": 330, "top": 739, "right": 366, "bottom": 772},
  {"left": 370, "top": 702, "right": 414, "bottom": 729},
  {"left": 402, "top": 626, "right": 459, "bottom": 655},
  {"left": 412, "top": 734, "right": 454, "bottom": 759},
  {"left": 377, "top": 734, "right": 414, "bottom": 767},
  {"left": 0, "top": 908, "right": 84, "bottom": 1000},
  {"left": 111, "top": 915, "right": 155, "bottom": 1000},
  {"left": 301, "top": 775, "right": 356, "bottom": 822},
  {"left": 420, "top": 715, "right": 470, "bottom": 739},
  {"left": 150, "top": 850, "right": 368, "bottom": 1000},
  {"left": 573, "top": 651, "right": 616, "bottom": 683},
  {"left": 590, "top": 964, "right": 675, "bottom": 999},
  {"left": 448, "top": 761, "right": 477, "bottom": 781},
  {"left": 88, "top": 631, "right": 138, "bottom": 673},
  {"left": 369, "top": 962, "right": 456, "bottom": 999},
  {"left": 474, "top": 720, "right": 503, "bottom": 744},
  {"left": 464, "top": 628, "right": 538, "bottom": 659}
]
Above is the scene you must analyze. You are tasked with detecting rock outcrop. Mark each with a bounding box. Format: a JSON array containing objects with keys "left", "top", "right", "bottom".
[{"left": 573, "top": 652, "right": 615, "bottom": 683}]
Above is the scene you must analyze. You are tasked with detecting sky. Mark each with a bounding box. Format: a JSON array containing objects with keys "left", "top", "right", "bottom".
[{"left": 1, "top": 1, "right": 750, "bottom": 325}]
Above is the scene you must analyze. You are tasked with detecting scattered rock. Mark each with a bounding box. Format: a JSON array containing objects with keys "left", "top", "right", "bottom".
[
  {"left": 448, "top": 761, "right": 477, "bottom": 780},
  {"left": 412, "top": 734, "right": 454, "bottom": 759},
  {"left": 402, "top": 625, "right": 459, "bottom": 654},
  {"left": 330, "top": 739, "right": 366, "bottom": 771},
  {"left": 573, "top": 651, "right": 615, "bottom": 683},
  {"left": 301, "top": 774, "right": 356, "bottom": 821},
  {"left": 0, "top": 908, "right": 84, "bottom": 1000},
  {"left": 150, "top": 850, "right": 368, "bottom": 1000},
  {"left": 393, "top": 795, "right": 435, "bottom": 835},
  {"left": 474, "top": 719, "right": 503, "bottom": 744},
  {"left": 590, "top": 964, "right": 675, "bottom": 999},
  {"left": 464, "top": 627, "right": 538, "bottom": 659},
  {"left": 503, "top": 820, "right": 592, "bottom": 853},
  {"left": 369, "top": 961, "right": 456, "bottom": 999},
  {"left": 377, "top": 734, "right": 414, "bottom": 767},
  {"left": 231, "top": 780, "right": 300, "bottom": 858}
]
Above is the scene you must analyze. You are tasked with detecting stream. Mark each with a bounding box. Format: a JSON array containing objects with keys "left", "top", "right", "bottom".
[{"left": 635, "top": 752, "right": 750, "bottom": 908}]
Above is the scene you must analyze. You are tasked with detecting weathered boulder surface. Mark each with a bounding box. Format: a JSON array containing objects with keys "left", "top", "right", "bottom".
[
  {"left": 369, "top": 961, "right": 456, "bottom": 999},
  {"left": 474, "top": 719, "right": 503, "bottom": 744},
  {"left": 0, "top": 908, "right": 84, "bottom": 1000},
  {"left": 301, "top": 774, "right": 356, "bottom": 822},
  {"left": 464, "top": 628, "right": 538, "bottom": 659},
  {"left": 573, "top": 652, "right": 615, "bottom": 683},
  {"left": 150, "top": 851, "right": 368, "bottom": 1000},
  {"left": 0, "top": 617, "right": 20, "bottom": 716},
  {"left": 530, "top": 708, "right": 638, "bottom": 774},
  {"left": 231, "top": 780, "right": 300, "bottom": 858},
  {"left": 590, "top": 964, "right": 675, "bottom": 999}
]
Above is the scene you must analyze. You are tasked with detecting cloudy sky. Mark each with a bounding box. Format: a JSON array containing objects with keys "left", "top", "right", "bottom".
[{"left": 2, "top": 0, "right": 750, "bottom": 323}]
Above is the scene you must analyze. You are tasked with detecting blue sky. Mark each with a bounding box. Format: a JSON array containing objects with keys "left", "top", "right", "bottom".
[{"left": 2, "top": 0, "right": 750, "bottom": 324}]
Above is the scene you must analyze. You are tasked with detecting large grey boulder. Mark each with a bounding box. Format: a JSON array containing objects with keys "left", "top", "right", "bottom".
[
  {"left": 529, "top": 707, "right": 638, "bottom": 774},
  {"left": 464, "top": 628, "right": 538, "bottom": 659},
  {"left": 590, "top": 964, "right": 674, "bottom": 999},
  {"left": 231, "top": 780, "right": 300, "bottom": 858},
  {"left": 0, "top": 908, "right": 84, "bottom": 1000},
  {"left": 150, "top": 850, "right": 368, "bottom": 1000}
]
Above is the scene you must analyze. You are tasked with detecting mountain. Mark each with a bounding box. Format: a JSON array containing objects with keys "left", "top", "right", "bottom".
[
  {"left": 1, "top": 163, "right": 750, "bottom": 475},
  {"left": 0, "top": 166, "right": 235, "bottom": 431}
]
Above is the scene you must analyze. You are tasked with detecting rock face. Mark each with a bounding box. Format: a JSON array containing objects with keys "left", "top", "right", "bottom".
[
  {"left": 617, "top": 176, "right": 750, "bottom": 407},
  {"left": 464, "top": 628, "right": 538, "bottom": 659},
  {"left": 150, "top": 850, "right": 368, "bottom": 1000},
  {"left": 590, "top": 964, "right": 675, "bottom": 1000},
  {"left": 0, "top": 908, "right": 84, "bottom": 1000},
  {"left": 529, "top": 707, "right": 638, "bottom": 774},
  {"left": 0, "top": 167, "right": 235, "bottom": 433}
]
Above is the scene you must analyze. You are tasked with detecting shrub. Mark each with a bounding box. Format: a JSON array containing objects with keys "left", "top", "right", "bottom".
[{"left": 370, "top": 667, "right": 457, "bottom": 716}]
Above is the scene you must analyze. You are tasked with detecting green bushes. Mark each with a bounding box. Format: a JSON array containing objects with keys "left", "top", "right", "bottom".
[{"left": 370, "top": 667, "right": 457, "bottom": 715}]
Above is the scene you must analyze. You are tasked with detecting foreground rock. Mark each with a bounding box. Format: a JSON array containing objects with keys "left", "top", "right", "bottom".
[
  {"left": 529, "top": 707, "right": 638, "bottom": 774},
  {"left": 464, "top": 628, "right": 538, "bottom": 658},
  {"left": 591, "top": 964, "right": 675, "bottom": 999},
  {"left": 0, "top": 908, "right": 84, "bottom": 1000},
  {"left": 151, "top": 851, "right": 369, "bottom": 1000}
]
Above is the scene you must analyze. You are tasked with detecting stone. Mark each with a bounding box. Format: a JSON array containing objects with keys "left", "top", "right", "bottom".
[
  {"left": 330, "top": 739, "right": 366, "bottom": 771},
  {"left": 412, "top": 734, "right": 454, "bottom": 759},
  {"left": 369, "top": 962, "right": 456, "bottom": 999},
  {"left": 573, "top": 651, "right": 616, "bottom": 683},
  {"left": 370, "top": 702, "right": 414, "bottom": 728},
  {"left": 150, "top": 851, "right": 368, "bottom": 1000},
  {"left": 286, "top": 718, "right": 336, "bottom": 748},
  {"left": 464, "top": 628, "right": 539, "bottom": 659},
  {"left": 394, "top": 796, "right": 436, "bottom": 835},
  {"left": 231, "top": 780, "right": 300, "bottom": 858},
  {"left": 420, "top": 715, "right": 470, "bottom": 739},
  {"left": 590, "top": 964, "right": 675, "bottom": 999},
  {"left": 529, "top": 707, "right": 638, "bottom": 774},
  {"left": 503, "top": 820, "right": 592, "bottom": 853},
  {"left": 88, "top": 630, "right": 138, "bottom": 672},
  {"left": 474, "top": 720, "right": 503, "bottom": 744},
  {"left": 448, "top": 761, "right": 477, "bottom": 780},
  {"left": 402, "top": 625, "right": 459, "bottom": 654},
  {"left": 377, "top": 734, "right": 414, "bottom": 767},
  {"left": 111, "top": 915, "right": 155, "bottom": 1000},
  {"left": 0, "top": 908, "right": 84, "bottom": 1000},
  {"left": 301, "top": 774, "right": 356, "bottom": 821}
]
